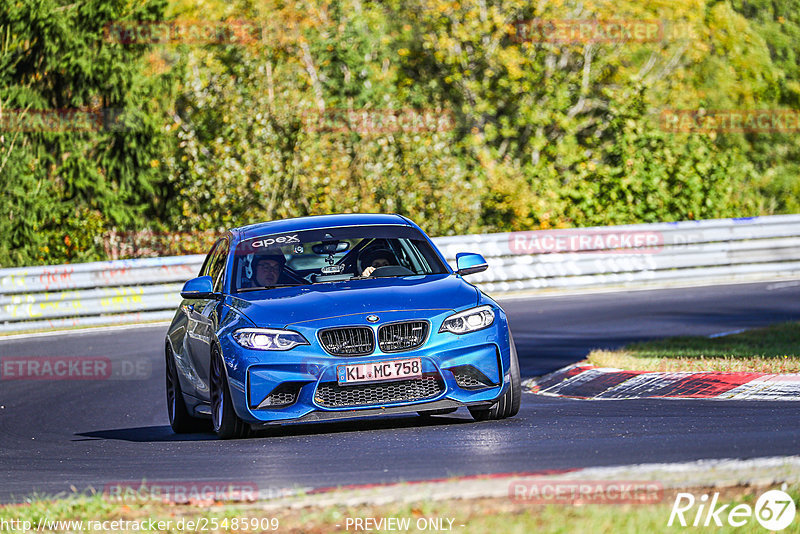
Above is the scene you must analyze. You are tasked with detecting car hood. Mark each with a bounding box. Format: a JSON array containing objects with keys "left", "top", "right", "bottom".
[{"left": 227, "top": 274, "right": 479, "bottom": 328}]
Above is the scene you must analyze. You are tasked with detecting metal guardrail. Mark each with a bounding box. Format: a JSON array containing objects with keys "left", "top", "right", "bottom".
[
  {"left": 0, "top": 256, "right": 203, "bottom": 332},
  {"left": 436, "top": 214, "right": 800, "bottom": 293},
  {"left": 2, "top": 215, "right": 800, "bottom": 332}
]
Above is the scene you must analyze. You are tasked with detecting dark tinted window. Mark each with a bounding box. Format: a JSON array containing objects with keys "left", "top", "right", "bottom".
[
  {"left": 208, "top": 239, "right": 228, "bottom": 292},
  {"left": 200, "top": 240, "right": 223, "bottom": 277}
]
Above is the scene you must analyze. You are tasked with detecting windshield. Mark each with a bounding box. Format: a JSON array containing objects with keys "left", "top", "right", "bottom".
[{"left": 232, "top": 225, "right": 449, "bottom": 291}]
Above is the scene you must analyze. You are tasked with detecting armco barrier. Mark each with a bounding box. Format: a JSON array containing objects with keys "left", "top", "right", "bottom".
[
  {"left": 0, "top": 256, "right": 203, "bottom": 332},
  {"left": 2, "top": 215, "right": 800, "bottom": 332}
]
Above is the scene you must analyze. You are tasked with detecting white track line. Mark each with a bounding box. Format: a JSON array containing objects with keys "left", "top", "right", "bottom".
[{"left": 0, "top": 321, "right": 170, "bottom": 342}]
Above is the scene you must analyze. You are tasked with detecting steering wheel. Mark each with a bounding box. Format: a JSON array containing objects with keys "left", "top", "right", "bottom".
[
  {"left": 280, "top": 265, "right": 312, "bottom": 285},
  {"left": 367, "top": 265, "right": 415, "bottom": 277}
]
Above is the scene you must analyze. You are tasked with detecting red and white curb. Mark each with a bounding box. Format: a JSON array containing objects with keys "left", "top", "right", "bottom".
[{"left": 525, "top": 364, "right": 800, "bottom": 400}]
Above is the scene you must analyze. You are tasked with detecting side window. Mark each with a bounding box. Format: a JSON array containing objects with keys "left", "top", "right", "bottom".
[
  {"left": 209, "top": 242, "right": 228, "bottom": 292},
  {"left": 397, "top": 239, "right": 425, "bottom": 273},
  {"left": 200, "top": 241, "right": 223, "bottom": 277}
]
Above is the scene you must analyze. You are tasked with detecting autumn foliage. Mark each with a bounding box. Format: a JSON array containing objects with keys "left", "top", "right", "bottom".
[{"left": 1, "top": 0, "right": 798, "bottom": 265}]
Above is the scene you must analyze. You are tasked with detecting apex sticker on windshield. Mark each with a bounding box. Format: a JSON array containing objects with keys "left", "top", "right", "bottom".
[{"left": 251, "top": 234, "right": 300, "bottom": 249}]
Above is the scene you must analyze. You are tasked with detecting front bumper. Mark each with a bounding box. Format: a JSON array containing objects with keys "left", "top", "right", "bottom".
[{"left": 218, "top": 313, "right": 512, "bottom": 425}]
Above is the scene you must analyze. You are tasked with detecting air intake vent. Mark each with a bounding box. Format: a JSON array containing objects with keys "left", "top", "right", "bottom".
[
  {"left": 315, "top": 374, "right": 444, "bottom": 408},
  {"left": 378, "top": 321, "right": 429, "bottom": 353},
  {"left": 252, "top": 382, "right": 302, "bottom": 409},
  {"left": 451, "top": 365, "right": 497, "bottom": 390},
  {"left": 319, "top": 327, "right": 375, "bottom": 356}
]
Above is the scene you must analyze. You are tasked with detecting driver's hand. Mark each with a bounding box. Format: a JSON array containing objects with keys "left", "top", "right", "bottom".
[{"left": 362, "top": 266, "right": 376, "bottom": 277}]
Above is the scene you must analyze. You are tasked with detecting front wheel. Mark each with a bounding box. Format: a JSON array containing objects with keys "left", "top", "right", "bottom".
[
  {"left": 166, "top": 347, "right": 209, "bottom": 434},
  {"left": 469, "top": 331, "right": 521, "bottom": 421},
  {"left": 210, "top": 347, "right": 251, "bottom": 439}
]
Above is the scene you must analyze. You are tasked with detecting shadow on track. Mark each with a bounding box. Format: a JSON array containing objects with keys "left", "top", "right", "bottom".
[
  {"left": 73, "top": 425, "right": 212, "bottom": 442},
  {"left": 74, "top": 413, "right": 473, "bottom": 442}
]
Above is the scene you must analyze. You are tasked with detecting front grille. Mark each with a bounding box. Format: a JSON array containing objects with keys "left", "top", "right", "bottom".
[
  {"left": 315, "top": 374, "right": 444, "bottom": 408},
  {"left": 319, "top": 327, "right": 374, "bottom": 356},
  {"left": 378, "top": 321, "right": 429, "bottom": 353}
]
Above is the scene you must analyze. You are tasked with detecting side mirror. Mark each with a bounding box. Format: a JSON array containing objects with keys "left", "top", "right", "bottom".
[
  {"left": 455, "top": 252, "right": 488, "bottom": 276},
  {"left": 181, "top": 276, "right": 218, "bottom": 299}
]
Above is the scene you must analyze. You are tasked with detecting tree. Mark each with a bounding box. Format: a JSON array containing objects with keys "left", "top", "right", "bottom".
[{"left": 0, "top": 0, "right": 171, "bottom": 266}]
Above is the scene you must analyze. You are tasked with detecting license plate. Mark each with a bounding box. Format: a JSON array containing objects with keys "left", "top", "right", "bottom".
[{"left": 337, "top": 358, "right": 422, "bottom": 385}]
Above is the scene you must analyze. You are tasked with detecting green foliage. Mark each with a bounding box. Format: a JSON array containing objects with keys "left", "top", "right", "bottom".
[
  {"left": 0, "top": 0, "right": 171, "bottom": 266},
  {"left": 0, "top": 0, "right": 798, "bottom": 266},
  {"left": 162, "top": 0, "right": 484, "bottom": 237},
  {"left": 387, "top": 0, "right": 768, "bottom": 229},
  {"left": 726, "top": 0, "right": 800, "bottom": 215}
]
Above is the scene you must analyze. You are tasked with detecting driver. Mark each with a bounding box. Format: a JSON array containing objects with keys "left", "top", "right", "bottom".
[
  {"left": 248, "top": 254, "right": 286, "bottom": 287},
  {"left": 360, "top": 248, "right": 396, "bottom": 277}
]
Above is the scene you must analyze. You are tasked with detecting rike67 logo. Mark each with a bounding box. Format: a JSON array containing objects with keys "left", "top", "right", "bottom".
[{"left": 668, "top": 489, "right": 796, "bottom": 531}]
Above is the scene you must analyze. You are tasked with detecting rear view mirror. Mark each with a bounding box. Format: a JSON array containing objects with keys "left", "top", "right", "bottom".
[{"left": 312, "top": 241, "right": 350, "bottom": 255}]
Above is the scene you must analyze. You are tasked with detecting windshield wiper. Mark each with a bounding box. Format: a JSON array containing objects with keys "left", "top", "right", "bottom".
[{"left": 237, "top": 284, "right": 304, "bottom": 292}]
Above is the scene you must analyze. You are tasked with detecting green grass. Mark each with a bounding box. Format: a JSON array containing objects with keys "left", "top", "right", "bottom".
[
  {"left": 1, "top": 485, "right": 798, "bottom": 533},
  {"left": 587, "top": 321, "right": 800, "bottom": 373}
]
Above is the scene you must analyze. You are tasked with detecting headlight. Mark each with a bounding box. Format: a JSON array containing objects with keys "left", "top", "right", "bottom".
[
  {"left": 233, "top": 328, "right": 309, "bottom": 351},
  {"left": 439, "top": 305, "right": 495, "bottom": 334}
]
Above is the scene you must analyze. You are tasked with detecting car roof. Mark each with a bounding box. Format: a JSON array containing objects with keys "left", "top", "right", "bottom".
[{"left": 231, "top": 213, "right": 412, "bottom": 242}]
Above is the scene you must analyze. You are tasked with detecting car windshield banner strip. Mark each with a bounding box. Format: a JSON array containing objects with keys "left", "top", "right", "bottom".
[{"left": 234, "top": 225, "right": 422, "bottom": 255}]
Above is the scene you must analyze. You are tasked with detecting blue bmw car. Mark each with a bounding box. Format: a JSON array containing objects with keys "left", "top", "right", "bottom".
[{"left": 165, "top": 214, "right": 520, "bottom": 438}]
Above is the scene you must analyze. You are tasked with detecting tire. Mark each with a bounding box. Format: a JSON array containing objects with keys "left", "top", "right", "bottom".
[
  {"left": 166, "top": 347, "right": 209, "bottom": 433},
  {"left": 210, "top": 347, "right": 251, "bottom": 439},
  {"left": 469, "top": 330, "right": 521, "bottom": 421},
  {"left": 504, "top": 331, "right": 522, "bottom": 417}
]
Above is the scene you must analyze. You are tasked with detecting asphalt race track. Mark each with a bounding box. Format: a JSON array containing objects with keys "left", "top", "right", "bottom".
[{"left": 2, "top": 281, "right": 800, "bottom": 502}]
